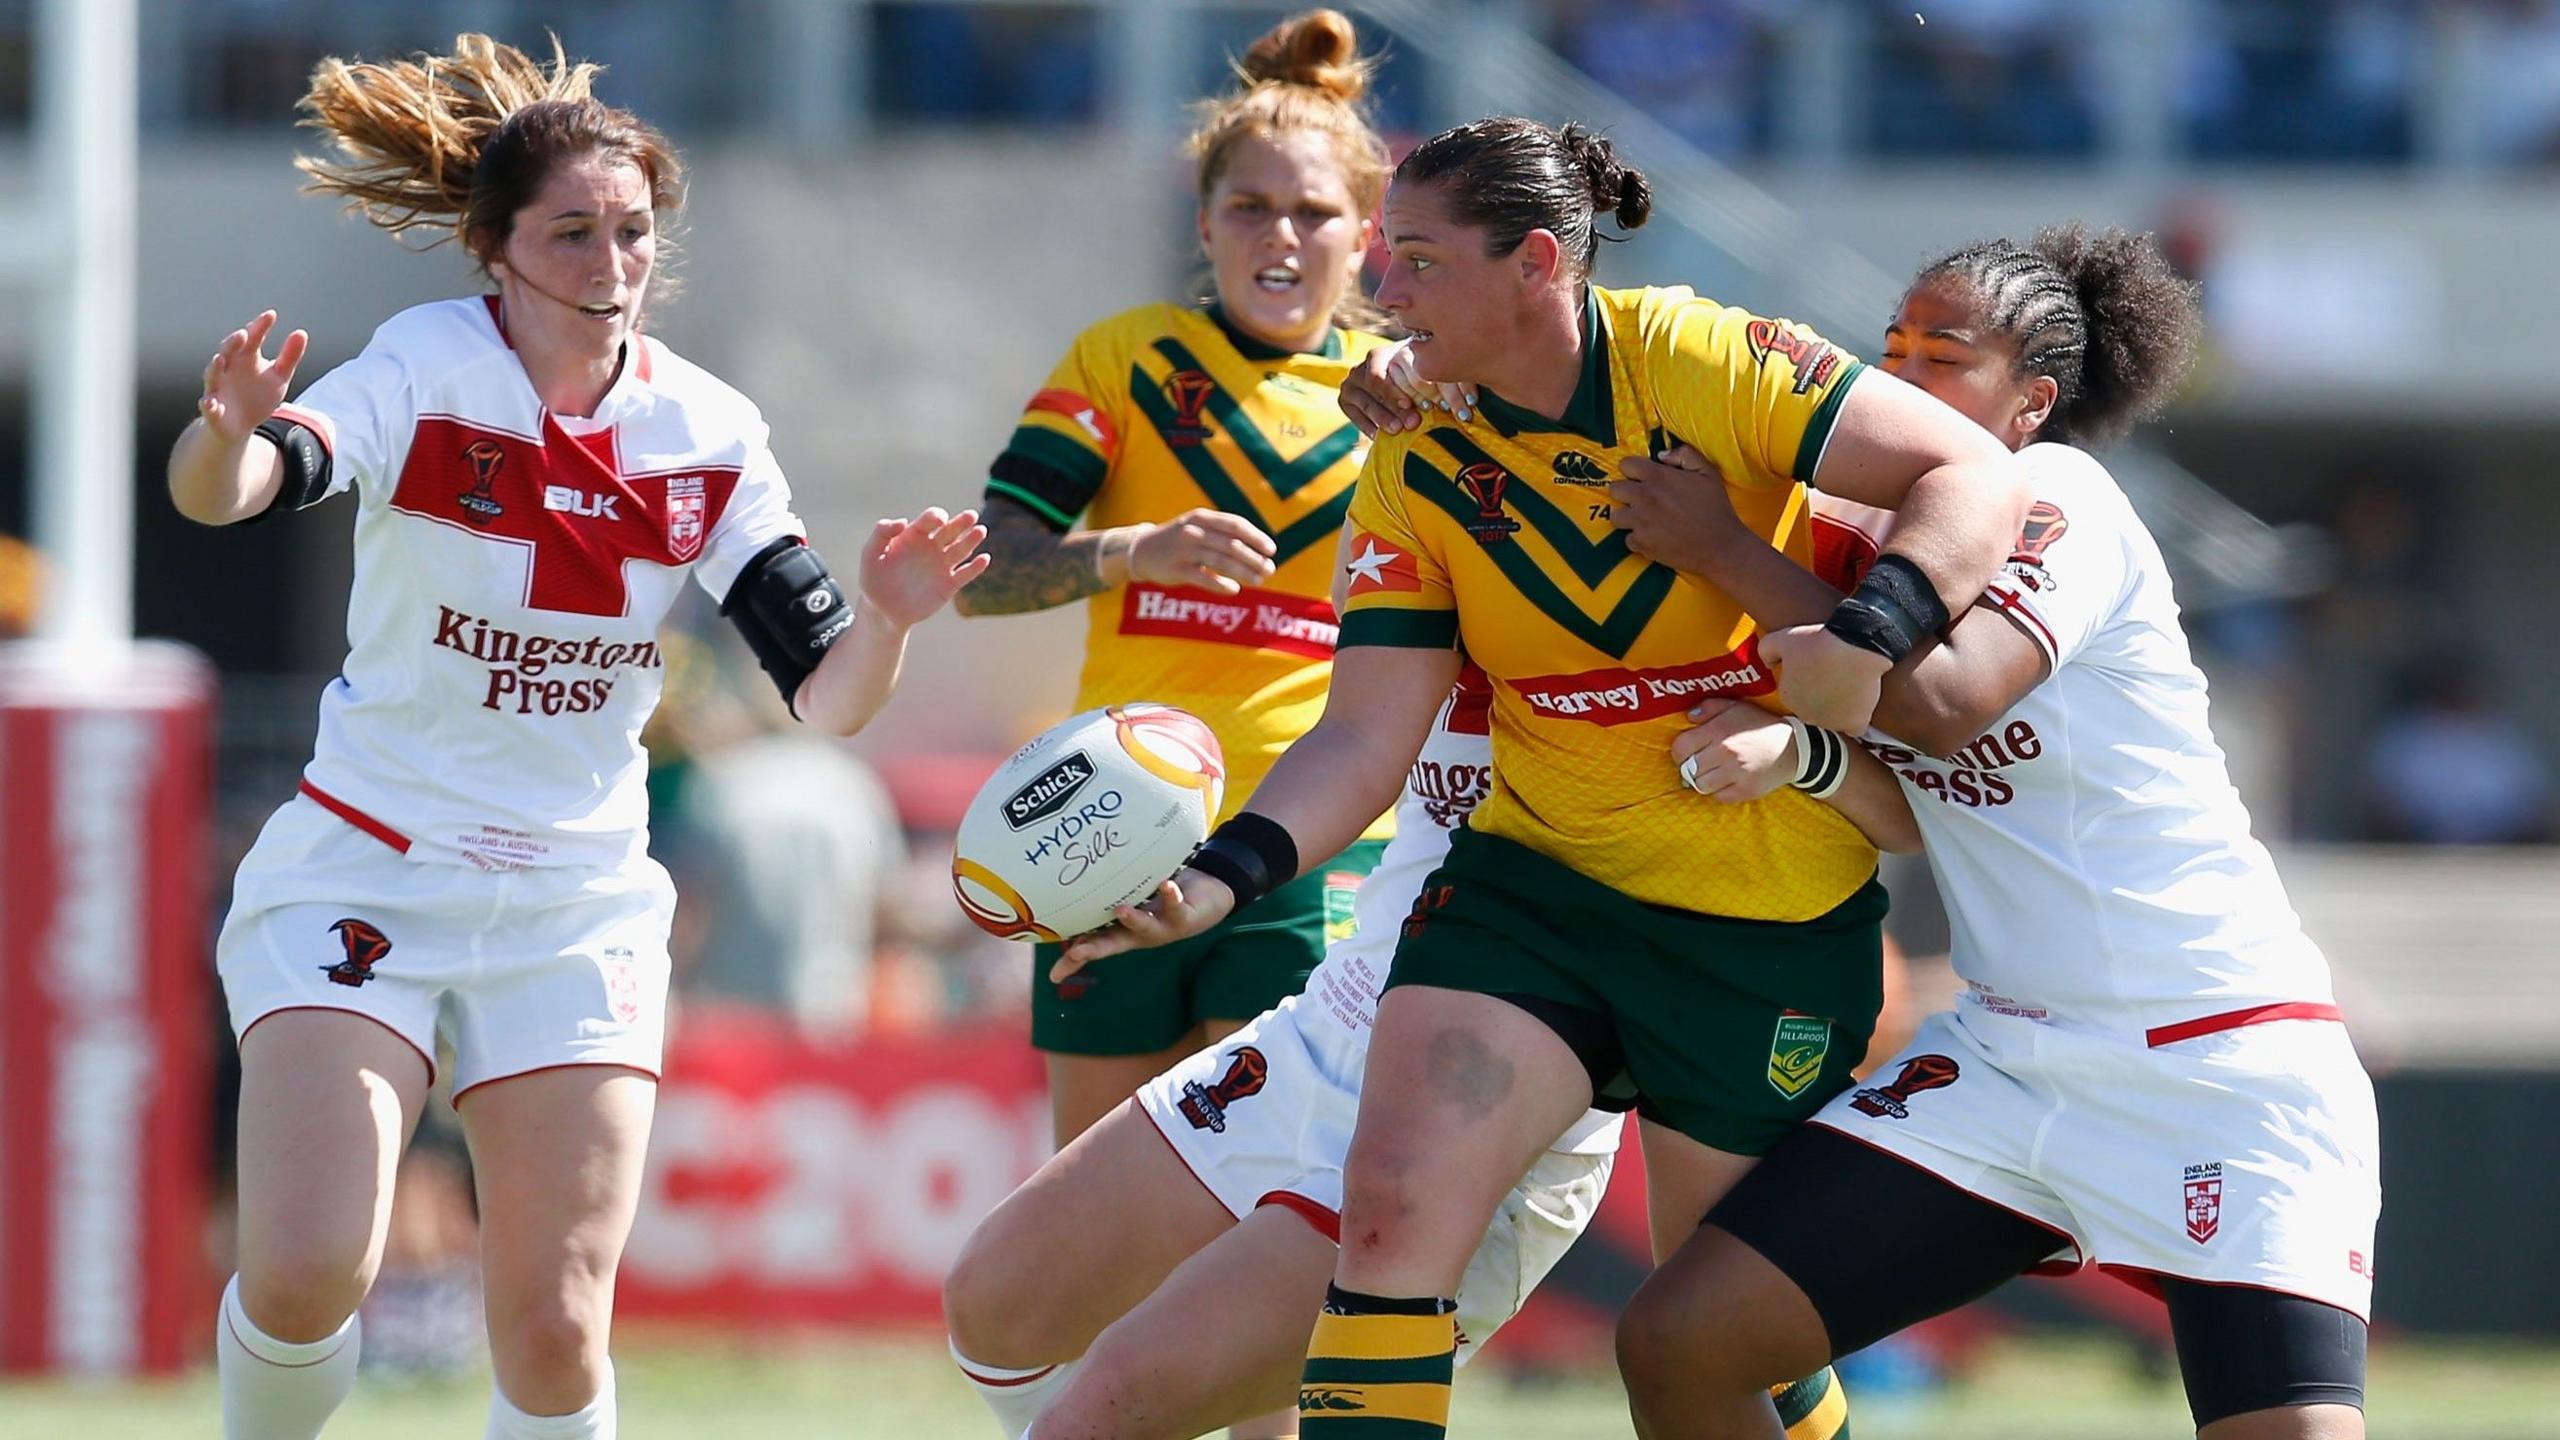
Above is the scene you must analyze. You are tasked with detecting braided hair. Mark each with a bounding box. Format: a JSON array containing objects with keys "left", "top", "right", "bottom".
[{"left": 1914, "top": 223, "right": 2202, "bottom": 447}]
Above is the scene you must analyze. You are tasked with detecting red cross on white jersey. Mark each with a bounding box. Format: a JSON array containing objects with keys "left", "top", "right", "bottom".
[{"left": 389, "top": 413, "right": 742, "bottom": 617}]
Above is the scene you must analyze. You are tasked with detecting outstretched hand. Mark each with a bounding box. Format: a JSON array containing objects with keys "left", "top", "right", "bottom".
[
  {"left": 860, "top": 507, "right": 991, "bottom": 629},
  {"left": 198, "top": 311, "right": 308, "bottom": 445},
  {"left": 1049, "top": 868, "right": 1237, "bottom": 982}
]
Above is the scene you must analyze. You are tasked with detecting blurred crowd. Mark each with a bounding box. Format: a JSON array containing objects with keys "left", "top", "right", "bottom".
[
  {"left": 1543, "top": 0, "right": 2560, "bottom": 165},
  {"left": 42, "top": 0, "right": 2560, "bottom": 168}
]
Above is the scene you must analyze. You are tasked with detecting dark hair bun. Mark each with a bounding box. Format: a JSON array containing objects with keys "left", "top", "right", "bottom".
[
  {"left": 1558, "top": 123, "right": 1650, "bottom": 232},
  {"left": 1238, "top": 8, "right": 1369, "bottom": 103}
]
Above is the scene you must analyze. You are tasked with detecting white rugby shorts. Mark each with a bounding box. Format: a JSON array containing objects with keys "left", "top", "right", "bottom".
[
  {"left": 218, "top": 792, "right": 675, "bottom": 1099},
  {"left": 1134, "top": 988, "right": 1616, "bottom": 1364},
  {"left": 1814, "top": 1001, "right": 2380, "bottom": 1318}
]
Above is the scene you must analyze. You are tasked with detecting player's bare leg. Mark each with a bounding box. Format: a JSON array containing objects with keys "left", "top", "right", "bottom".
[
  {"left": 1637, "top": 1121, "right": 1851, "bottom": 1440},
  {"left": 1302, "top": 985, "right": 1590, "bottom": 1435},
  {"left": 222, "top": 1010, "right": 432, "bottom": 1438},
  {"left": 1185, "top": 1018, "right": 1303, "bottom": 1440},
  {"left": 1032, "top": 1204, "right": 1337, "bottom": 1440},
  {"left": 946, "top": 1095, "right": 1244, "bottom": 1431},
  {"left": 1047, "top": 1043, "right": 1201, "bottom": 1149},
  {"left": 1636, "top": 1119, "right": 1759, "bottom": 1262},
  {"left": 2200, "top": 1408, "right": 2364, "bottom": 1439},
  {"left": 459, "top": 1065, "right": 655, "bottom": 1434},
  {"left": 1617, "top": 1222, "right": 1831, "bottom": 1440}
]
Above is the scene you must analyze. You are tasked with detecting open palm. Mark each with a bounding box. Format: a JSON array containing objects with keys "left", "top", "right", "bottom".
[
  {"left": 859, "top": 507, "right": 991, "bottom": 629},
  {"left": 198, "top": 310, "right": 308, "bottom": 444}
]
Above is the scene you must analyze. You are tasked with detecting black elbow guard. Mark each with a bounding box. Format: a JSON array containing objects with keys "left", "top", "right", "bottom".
[
  {"left": 244, "top": 413, "right": 335, "bottom": 521},
  {"left": 721, "top": 536, "right": 856, "bottom": 714}
]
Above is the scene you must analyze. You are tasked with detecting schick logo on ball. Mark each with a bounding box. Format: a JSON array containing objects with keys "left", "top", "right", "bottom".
[{"left": 1003, "top": 752, "right": 1097, "bottom": 831}]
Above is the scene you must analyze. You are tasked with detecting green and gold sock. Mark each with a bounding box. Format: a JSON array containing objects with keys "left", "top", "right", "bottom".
[
  {"left": 1772, "top": 1365, "right": 1851, "bottom": 1439},
  {"left": 1299, "top": 1285, "right": 1458, "bottom": 1436}
]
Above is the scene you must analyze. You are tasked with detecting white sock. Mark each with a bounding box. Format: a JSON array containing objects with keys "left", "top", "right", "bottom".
[
  {"left": 217, "top": 1273, "right": 363, "bottom": 1440},
  {"left": 485, "top": 1358, "right": 617, "bottom": 1439},
  {"left": 951, "top": 1337, "right": 1081, "bottom": 1438}
]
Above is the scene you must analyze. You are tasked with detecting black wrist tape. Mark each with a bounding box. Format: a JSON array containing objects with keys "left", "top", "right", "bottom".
[
  {"left": 1822, "top": 554, "right": 1951, "bottom": 664},
  {"left": 1186, "top": 811, "right": 1300, "bottom": 911}
]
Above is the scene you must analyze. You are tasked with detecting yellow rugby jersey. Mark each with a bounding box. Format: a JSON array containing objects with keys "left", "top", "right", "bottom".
[
  {"left": 987, "top": 302, "right": 1393, "bottom": 833},
  {"left": 1339, "top": 286, "right": 1874, "bottom": 919}
]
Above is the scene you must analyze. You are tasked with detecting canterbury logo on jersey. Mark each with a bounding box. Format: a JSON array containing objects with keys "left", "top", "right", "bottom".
[{"left": 1552, "top": 451, "right": 1610, "bottom": 485}]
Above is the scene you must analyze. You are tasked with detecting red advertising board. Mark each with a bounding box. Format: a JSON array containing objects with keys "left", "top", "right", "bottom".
[
  {"left": 617, "top": 1006, "right": 1643, "bottom": 1365},
  {"left": 0, "top": 644, "right": 217, "bottom": 1376},
  {"left": 618, "top": 1009, "right": 1051, "bottom": 1325}
]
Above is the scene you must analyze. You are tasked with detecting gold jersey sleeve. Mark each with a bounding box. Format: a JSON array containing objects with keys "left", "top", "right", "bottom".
[
  {"left": 986, "top": 303, "right": 1393, "bottom": 835},
  {"left": 1339, "top": 286, "right": 1872, "bottom": 919}
]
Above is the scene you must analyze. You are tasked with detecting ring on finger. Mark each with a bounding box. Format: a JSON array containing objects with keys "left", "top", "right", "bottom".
[{"left": 1678, "top": 752, "right": 1705, "bottom": 793}]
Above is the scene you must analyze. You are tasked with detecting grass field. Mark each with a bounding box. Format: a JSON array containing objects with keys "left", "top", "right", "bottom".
[{"left": 7, "top": 1332, "right": 2556, "bottom": 1438}]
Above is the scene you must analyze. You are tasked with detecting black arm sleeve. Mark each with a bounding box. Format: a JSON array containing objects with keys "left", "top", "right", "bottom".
[
  {"left": 237, "top": 414, "right": 335, "bottom": 524},
  {"left": 719, "top": 536, "right": 856, "bottom": 715}
]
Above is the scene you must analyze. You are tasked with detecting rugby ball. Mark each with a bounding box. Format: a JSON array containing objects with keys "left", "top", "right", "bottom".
[{"left": 952, "top": 704, "right": 1225, "bottom": 942}]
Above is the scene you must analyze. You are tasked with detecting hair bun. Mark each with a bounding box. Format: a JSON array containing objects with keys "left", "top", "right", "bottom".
[
  {"left": 1238, "top": 8, "right": 1370, "bottom": 103},
  {"left": 1558, "top": 123, "right": 1651, "bottom": 232}
]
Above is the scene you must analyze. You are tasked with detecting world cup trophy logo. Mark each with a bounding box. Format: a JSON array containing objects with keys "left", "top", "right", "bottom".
[{"left": 458, "top": 440, "right": 507, "bottom": 525}]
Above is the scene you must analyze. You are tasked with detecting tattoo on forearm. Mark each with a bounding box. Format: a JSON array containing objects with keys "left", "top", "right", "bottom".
[{"left": 954, "top": 498, "right": 1112, "bottom": 616}]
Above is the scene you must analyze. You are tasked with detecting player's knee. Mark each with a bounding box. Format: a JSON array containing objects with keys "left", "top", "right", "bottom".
[
  {"left": 1334, "top": 1154, "right": 1428, "bottom": 1261},
  {"left": 1614, "top": 1271, "right": 1767, "bottom": 1400},
  {"left": 236, "top": 1250, "right": 370, "bottom": 1343},
  {"left": 942, "top": 1231, "right": 1053, "bottom": 1367},
  {"left": 489, "top": 1291, "right": 609, "bottom": 1399}
]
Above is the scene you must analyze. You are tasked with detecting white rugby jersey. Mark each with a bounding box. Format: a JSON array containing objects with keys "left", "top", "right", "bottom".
[
  {"left": 1300, "top": 664, "right": 1622, "bottom": 1155},
  {"left": 271, "top": 297, "right": 805, "bottom": 870},
  {"left": 1855, "top": 445, "right": 2335, "bottom": 1034}
]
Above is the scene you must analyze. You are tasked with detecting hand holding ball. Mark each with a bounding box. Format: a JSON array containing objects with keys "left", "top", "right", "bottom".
[{"left": 952, "top": 704, "right": 1224, "bottom": 942}]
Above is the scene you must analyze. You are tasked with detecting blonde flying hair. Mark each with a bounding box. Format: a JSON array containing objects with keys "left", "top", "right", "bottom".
[
  {"left": 294, "top": 33, "right": 684, "bottom": 279},
  {"left": 1187, "top": 9, "right": 1391, "bottom": 332}
]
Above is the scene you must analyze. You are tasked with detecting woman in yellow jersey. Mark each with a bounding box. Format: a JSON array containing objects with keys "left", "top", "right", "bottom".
[
  {"left": 953, "top": 11, "right": 1396, "bottom": 1147},
  {"left": 1061, "top": 116, "right": 2030, "bottom": 1437}
]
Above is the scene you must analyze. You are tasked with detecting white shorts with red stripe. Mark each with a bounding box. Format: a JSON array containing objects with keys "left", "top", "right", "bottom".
[
  {"left": 217, "top": 791, "right": 674, "bottom": 1098},
  {"left": 1133, "top": 990, "right": 1615, "bottom": 1365},
  {"left": 1813, "top": 999, "right": 2380, "bottom": 1318}
]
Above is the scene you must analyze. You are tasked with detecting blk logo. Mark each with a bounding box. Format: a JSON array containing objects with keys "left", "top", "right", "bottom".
[{"left": 543, "top": 484, "right": 622, "bottom": 521}]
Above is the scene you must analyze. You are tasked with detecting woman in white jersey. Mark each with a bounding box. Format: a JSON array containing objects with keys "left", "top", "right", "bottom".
[
  {"left": 1603, "top": 227, "right": 2380, "bottom": 1440},
  {"left": 939, "top": 527, "right": 1914, "bottom": 1440},
  {"left": 168, "top": 38, "right": 986, "bottom": 1440}
]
